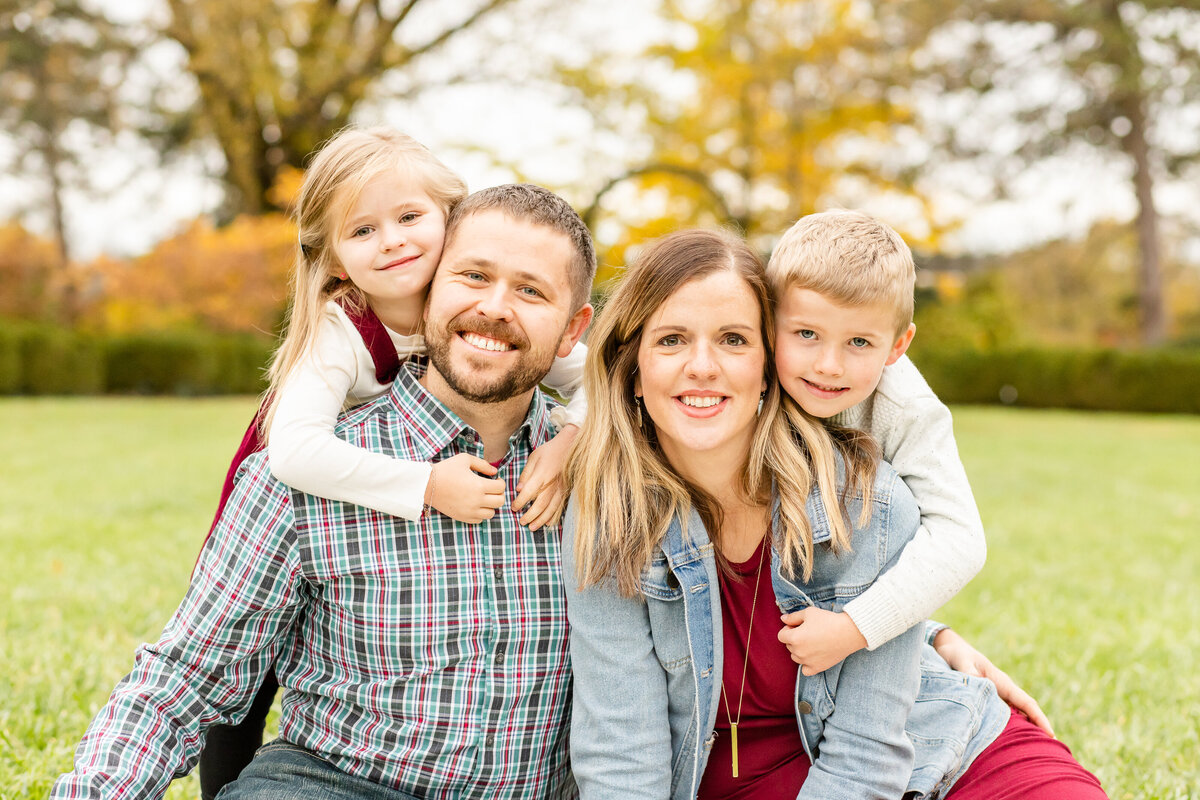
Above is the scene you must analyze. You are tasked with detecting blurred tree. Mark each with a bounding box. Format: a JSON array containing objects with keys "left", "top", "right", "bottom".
[
  {"left": 896, "top": 0, "right": 1200, "bottom": 345},
  {"left": 564, "top": 0, "right": 933, "bottom": 278},
  {"left": 0, "top": 0, "right": 135, "bottom": 323},
  {"left": 0, "top": 222, "right": 61, "bottom": 321},
  {"left": 89, "top": 213, "right": 296, "bottom": 335},
  {"left": 156, "top": 0, "right": 516, "bottom": 215}
]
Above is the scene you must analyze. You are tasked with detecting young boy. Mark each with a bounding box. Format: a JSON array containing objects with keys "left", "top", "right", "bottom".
[{"left": 767, "top": 209, "right": 988, "bottom": 675}]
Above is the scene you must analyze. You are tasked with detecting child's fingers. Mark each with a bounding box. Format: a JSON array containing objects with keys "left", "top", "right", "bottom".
[
  {"left": 467, "top": 456, "right": 499, "bottom": 477},
  {"left": 512, "top": 479, "right": 542, "bottom": 511},
  {"left": 779, "top": 609, "right": 807, "bottom": 626},
  {"left": 520, "top": 486, "right": 565, "bottom": 530}
]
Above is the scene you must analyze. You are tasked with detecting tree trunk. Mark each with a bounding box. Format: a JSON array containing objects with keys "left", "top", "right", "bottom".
[{"left": 1123, "top": 96, "right": 1167, "bottom": 345}]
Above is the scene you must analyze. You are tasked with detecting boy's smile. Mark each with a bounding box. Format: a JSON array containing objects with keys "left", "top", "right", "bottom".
[{"left": 774, "top": 287, "right": 914, "bottom": 418}]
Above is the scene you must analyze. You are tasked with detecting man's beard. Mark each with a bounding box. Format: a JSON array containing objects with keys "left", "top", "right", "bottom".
[{"left": 425, "top": 315, "right": 559, "bottom": 404}]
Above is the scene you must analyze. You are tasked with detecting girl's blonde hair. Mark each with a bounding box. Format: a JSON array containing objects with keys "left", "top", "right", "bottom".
[
  {"left": 261, "top": 126, "right": 467, "bottom": 434},
  {"left": 567, "top": 228, "right": 879, "bottom": 597}
]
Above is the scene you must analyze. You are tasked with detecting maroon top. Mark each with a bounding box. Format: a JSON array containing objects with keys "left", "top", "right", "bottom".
[
  {"left": 200, "top": 300, "right": 402, "bottom": 551},
  {"left": 697, "top": 537, "right": 810, "bottom": 800}
]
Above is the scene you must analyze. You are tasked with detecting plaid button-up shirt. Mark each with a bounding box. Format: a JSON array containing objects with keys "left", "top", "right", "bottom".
[{"left": 53, "top": 361, "right": 576, "bottom": 799}]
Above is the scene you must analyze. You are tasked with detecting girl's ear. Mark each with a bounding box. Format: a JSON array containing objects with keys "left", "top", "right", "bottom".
[{"left": 885, "top": 323, "right": 916, "bottom": 366}]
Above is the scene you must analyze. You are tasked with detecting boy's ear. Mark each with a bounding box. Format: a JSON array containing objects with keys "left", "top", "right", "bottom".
[{"left": 885, "top": 323, "right": 916, "bottom": 366}]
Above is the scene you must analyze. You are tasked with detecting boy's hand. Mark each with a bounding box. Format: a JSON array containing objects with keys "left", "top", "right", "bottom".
[
  {"left": 777, "top": 608, "right": 867, "bottom": 675},
  {"left": 932, "top": 627, "right": 1055, "bottom": 737},
  {"left": 425, "top": 454, "right": 505, "bottom": 524},
  {"left": 514, "top": 424, "right": 579, "bottom": 531}
]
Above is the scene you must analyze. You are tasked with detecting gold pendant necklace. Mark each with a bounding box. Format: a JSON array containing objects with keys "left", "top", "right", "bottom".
[{"left": 719, "top": 537, "right": 766, "bottom": 779}]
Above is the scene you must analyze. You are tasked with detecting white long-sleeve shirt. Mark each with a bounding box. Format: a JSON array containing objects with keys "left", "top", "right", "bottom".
[
  {"left": 267, "top": 301, "right": 587, "bottom": 520},
  {"left": 835, "top": 354, "right": 987, "bottom": 650}
]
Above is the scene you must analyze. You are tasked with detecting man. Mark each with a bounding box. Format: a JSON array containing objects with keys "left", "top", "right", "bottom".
[{"left": 52, "top": 184, "right": 595, "bottom": 800}]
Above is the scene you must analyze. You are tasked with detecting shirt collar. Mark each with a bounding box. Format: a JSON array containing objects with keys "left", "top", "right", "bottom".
[{"left": 387, "top": 359, "right": 556, "bottom": 462}]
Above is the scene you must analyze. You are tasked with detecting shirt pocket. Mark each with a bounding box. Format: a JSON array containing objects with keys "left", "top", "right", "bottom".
[{"left": 639, "top": 555, "right": 692, "bottom": 673}]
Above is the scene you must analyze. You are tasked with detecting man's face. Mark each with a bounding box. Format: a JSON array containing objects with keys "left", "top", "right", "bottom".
[{"left": 424, "top": 210, "right": 591, "bottom": 404}]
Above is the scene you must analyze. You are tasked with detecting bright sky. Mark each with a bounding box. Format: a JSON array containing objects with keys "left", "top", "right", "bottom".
[{"left": 4, "top": 0, "right": 1189, "bottom": 263}]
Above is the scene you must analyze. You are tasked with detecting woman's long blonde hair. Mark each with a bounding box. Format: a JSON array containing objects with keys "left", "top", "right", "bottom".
[
  {"left": 567, "top": 228, "right": 879, "bottom": 596},
  {"left": 260, "top": 126, "right": 468, "bottom": 435}
]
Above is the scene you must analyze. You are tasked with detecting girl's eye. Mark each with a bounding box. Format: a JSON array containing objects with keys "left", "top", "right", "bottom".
[
  {"left": 399, "top": 212, "right": 419, "bottom": 224},
  {"left": 352, "top": 226, "right": 373, "bottom": 238},
  {"left": 658, "top": 334, "right": 682, "bottom": 347},
  {"left": 850, "top": 337, "right": 871, "bottom": 348},
  {"left": 797, "top": 329, "right": 816, "bottom": 340}
]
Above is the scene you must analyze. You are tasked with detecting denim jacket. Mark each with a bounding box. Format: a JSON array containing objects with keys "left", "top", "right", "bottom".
[{"left": 563, "top": 462, "right": 1009, "bottom": 800}]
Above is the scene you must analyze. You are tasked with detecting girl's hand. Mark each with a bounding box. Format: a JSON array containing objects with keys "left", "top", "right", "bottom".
[
  {"left": 932, "top": 627, "right": 1055, "bottom": 737},
  {"left": 777, "top": 608, "right": 867, "bottom": 675},
  {"left": 514, "top": 424, "right": 579, "bottom": 531},
  {"left": 425, "top": 454, "right": 505, "bottom": 524}
]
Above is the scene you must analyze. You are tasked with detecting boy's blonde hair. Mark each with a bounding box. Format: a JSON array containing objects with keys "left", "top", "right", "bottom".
[
  {"left": 767, "top": 209, "right": 915, "bottom": 337},
  {"left": 261, "top": 126, "right": 468, "bottom": 434},
  {"left": 567, "top": 228, "right": 879, "bottom": 597}
]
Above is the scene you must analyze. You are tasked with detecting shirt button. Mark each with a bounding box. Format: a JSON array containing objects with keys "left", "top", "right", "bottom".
[
  {"left": 494, "top": 565, "right": 503, "bottom": 580},
  {"left": 495, "top": 646, "right": 506, "bottom": 664},
  {"left": 797, "top": 700, "right": 813, "bottom": 714},
  {"left": 485, "top": 735, "right": 496, "bottom": 747}
]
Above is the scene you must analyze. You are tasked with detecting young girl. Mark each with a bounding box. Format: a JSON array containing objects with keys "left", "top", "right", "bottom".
[{"left": 198, "top": 126, "right": 587, "bottom": 799}]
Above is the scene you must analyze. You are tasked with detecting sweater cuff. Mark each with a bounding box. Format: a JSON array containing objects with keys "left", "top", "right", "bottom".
[{"left": 843, "top": 592, "right": 909, "bottom": 652}]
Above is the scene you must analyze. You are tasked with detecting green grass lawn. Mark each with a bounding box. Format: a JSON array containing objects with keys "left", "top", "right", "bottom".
[{"left": 2, "top": 398, "right": 1197, "bottom": 799}]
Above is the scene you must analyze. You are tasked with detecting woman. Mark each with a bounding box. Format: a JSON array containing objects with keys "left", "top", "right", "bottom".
[{"left": 563, "top": 229, "right": 1106, "bottom": 800}]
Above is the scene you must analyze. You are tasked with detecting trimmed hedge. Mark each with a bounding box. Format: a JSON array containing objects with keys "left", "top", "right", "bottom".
[
  {"left": 0, "top": 322, "right": 274, "bottom": 396},
  {"left": 911, "top": 346, "right": 1200, "bottom": 414}
]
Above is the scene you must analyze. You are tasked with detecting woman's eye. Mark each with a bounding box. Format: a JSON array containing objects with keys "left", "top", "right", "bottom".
[
  {"left": 850, "top": 337, "right": 871, "bottom": 348},
  {"left": 658, "top": 334, "right": 682, "bottom": 347},
  {"left": 722, "top": 333, "right": 748, "bottom": 346}
]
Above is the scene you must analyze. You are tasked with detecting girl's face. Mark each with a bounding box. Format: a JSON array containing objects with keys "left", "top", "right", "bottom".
[
  {"left": 635, "top": 270, "right": 767, "bottom": 471},
  {"left": 331, "top": 169, "right": 447, "bottom": 330}
]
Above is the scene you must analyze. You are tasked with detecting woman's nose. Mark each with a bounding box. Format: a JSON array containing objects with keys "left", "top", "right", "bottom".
[{"left": 685, "top": 342, "right": 719, "bottom": 378}]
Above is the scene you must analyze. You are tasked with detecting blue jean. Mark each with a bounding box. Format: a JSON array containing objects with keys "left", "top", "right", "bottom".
[{"left": 216, "top": 741, "right": 421, "bottom": 800}]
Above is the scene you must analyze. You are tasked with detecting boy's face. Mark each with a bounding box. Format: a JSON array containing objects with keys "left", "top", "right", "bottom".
[{"left": 774, "top": 287, "right": 914, "bottom": 418}]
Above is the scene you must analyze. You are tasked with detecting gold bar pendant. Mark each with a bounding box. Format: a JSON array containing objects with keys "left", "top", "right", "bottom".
[{"left": 730, "top": 722, "right": 739, "bottom": 777}]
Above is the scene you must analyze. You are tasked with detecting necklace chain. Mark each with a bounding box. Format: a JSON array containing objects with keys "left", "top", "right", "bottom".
[{"left": 719, "top": 535, "right": 767, "bottom": 779}]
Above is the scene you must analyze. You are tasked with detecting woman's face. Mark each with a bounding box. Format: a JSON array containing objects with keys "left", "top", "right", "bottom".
[{"left": 635, "top": 269, "right": 767, "bottom": 470}]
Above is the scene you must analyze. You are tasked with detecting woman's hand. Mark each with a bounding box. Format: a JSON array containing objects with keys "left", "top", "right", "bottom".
[
  {"left": 933, "top": 627, "right": 1055, "bottom": 737},
  {"left": 514, "top": 424, "right": 579, "bottom": 531},
  {"left": 424, "top": 454, "right": 505, "bottom": 524},
  {"left": 777, "top": 608, "right": 867, "bottom": 676}
]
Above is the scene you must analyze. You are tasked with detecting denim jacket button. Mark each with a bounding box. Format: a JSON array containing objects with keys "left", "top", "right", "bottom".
[{"left": 797, "top": 700, "right": 813, "bottom": 714}]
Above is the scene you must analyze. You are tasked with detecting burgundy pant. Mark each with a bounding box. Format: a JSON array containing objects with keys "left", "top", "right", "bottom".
[{"left": 947, "top": 708, "right": 1108, "bottom": 800}]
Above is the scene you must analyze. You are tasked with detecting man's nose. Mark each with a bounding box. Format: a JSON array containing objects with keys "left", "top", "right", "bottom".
[{"left": 475, "top": 284, "right": 514, "bottom": 320}]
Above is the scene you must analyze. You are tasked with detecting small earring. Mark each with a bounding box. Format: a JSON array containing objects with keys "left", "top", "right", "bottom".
[
  {"left": 757, "top": 392, "right": 765, "bottom": 415},
  {"left": 338, "top": 272, "right": 348, "bottom": 280},
  {"left": 635, "top": 394, "right": 643, "bottom": 426}
]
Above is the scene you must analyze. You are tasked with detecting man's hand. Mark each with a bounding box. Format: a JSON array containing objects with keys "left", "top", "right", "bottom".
[
  {"left": 933, "top": 627, "right": 1055, "bottom": 737},
  {"left": 514, "top": 424, "right": 579, "bottom": 531},
  {"left": 777, "top": 607, "right": 868, "bottom": 676},
  {"left": 424, "top": 454, "right": 505, "bottom": 524}
]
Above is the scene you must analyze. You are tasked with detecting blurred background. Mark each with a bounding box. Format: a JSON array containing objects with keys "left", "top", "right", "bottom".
[
  {"left": 3, "top": 4, "right": 1199, "bottom": 798},
  {"left": 2, "top": 0, "right": 1200, "bottom": 409}
]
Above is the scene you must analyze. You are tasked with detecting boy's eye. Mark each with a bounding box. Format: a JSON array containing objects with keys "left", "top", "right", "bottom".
[
  {"left": 850, "top": 337, "right": 871, "bottom": 348},
  {"left": 797, "top": 329, "right": 816, "bottom": 340}
]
